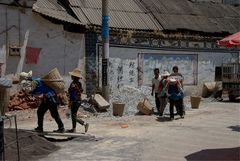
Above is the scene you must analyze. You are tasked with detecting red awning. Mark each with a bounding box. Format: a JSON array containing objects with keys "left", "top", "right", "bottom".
[{"left": 217, "top": 32, "right": 240, "bottom": 48}]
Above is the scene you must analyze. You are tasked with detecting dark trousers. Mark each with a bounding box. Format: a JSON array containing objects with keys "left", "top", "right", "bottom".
[
  {"left": 155, "top": 93, "right": 160, "bottom": 113},
  {"left": 37, "top": 96, "right": 64, "bottom": 129},
  {"left": 169, "top": 99, "right": 183, "bottom": 119},
  {"left": 71, "top": 102, "right": 85, "bottom": 129},
  {"left": 177, "top": 102, "right": 185, "bottom": 115}
]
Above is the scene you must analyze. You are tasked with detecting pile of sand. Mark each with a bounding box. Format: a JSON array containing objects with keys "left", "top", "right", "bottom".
[{"left": 4, "top": 129, "right": 59, "bottom": 161}]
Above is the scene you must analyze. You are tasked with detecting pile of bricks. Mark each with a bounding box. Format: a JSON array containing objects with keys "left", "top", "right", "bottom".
[{"left": 8, "top": 91, "right": 41, "bottom": 111}]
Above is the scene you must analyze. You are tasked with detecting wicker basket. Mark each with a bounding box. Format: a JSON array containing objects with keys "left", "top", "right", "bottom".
[
  {"left": 190, "top": 96, "right": 201, "bottom": 109},
  {"left": 41, "top": 68, "right": 65, "bottom": 93},
  {"left": 112, "top": 102, "right": 125, "bottom": 116},
  {"left": 137, "top": 98, "right": 153, "bottom": 115}
]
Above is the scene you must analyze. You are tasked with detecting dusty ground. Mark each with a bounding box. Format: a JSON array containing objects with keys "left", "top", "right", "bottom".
[{"left": 5, "top": 98, "right": 240, "bottom": 161}]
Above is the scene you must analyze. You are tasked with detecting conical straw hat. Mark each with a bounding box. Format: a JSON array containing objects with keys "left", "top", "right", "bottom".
[{"left": 69, "top": 68, "right": 81, "bottom": 78}]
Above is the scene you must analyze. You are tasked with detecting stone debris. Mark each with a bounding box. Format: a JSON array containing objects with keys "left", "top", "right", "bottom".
[
  {"left": 109, "top": 85, "right": 155, "bottom": 115},
  {"left": 93, "top": 94, "right": 110, "bottom": 110}
]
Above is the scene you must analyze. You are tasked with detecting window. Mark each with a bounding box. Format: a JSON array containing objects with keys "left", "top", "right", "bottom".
[{"left": 9, "top": 46, "right": 21, "bottom": 56}]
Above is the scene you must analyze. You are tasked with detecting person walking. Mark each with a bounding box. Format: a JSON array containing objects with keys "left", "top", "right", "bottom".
[
  {"left": 170, "top": 66, "right": 185, "bottom": 115},
  {"left": 151, "top": 68, "right": 161, "bottom": 115},
  {"left": 67, "top": 68, "right": 89, "bottom": 133},
  {"left": 20, "top": 71, "right": 65, "bottom": 133},
  {"left": 170, "top": 66, "right": 184, "bottom": 86},
  {"left": 158, "top": 71, "right": 170, "bottom": 116},
  {"left": 167, "top": 78, "right": 184, "bottom": 120}
]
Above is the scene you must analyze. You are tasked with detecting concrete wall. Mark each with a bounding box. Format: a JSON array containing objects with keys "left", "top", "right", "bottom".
[
  {"left": 97, "top": 44, "right": 239, "bottom": 95},
  {"left": 0, "top": 5, "right": 85, "bottom": 89}
]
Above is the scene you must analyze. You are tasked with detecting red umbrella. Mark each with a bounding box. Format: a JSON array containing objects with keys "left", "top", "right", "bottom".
[{"left": 217, "top": 31, "right": 240, "bottom": 48}]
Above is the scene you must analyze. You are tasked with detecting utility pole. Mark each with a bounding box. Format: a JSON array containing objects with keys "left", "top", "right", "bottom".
[{"left": 102, "top": 0, "right": 109, "bottom": 101}]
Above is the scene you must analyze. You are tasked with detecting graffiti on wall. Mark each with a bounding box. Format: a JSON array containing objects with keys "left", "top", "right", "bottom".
[
  {"left": 139, "top": 53, "right": 198, "bottom": 85},
  {"left": 108, "top": 58, "right": 138, "bottom": 89}
]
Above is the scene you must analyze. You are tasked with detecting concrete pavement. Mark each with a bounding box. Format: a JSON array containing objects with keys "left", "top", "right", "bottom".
[{"left": 17, "top": 100, "right": 240, "bottom": 161}]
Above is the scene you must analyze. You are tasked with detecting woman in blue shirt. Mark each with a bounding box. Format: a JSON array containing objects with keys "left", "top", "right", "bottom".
[
  {"left": 20, "top": 72, "right": 64, "bottom": 132},
  {"left": 167, "top": 78, "right": 184, "bottom": 120}
]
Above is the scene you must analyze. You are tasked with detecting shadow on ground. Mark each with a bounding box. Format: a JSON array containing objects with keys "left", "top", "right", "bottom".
[
  {"left": 185, "top": 147, "right": 240, "bottom": 161},
  {"left": 156, "top": 116, "right": 171, "bottom": 122},
  {"left": 228, "top": 125, "right": 240, "bottom": 132}
]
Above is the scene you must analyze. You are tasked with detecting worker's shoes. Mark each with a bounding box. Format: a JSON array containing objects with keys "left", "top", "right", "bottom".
[
  {"left": 66, "top": 128, "right": 76, "bottom": 133},
  {"left": 34, "top": 127, "right": 43, "bottom": 132},
  {"left": 53, "top": 128, "right": 65, "bottom": 133},
  {"left": 84, "top": 123, "right": 89, "bottom": 133}
]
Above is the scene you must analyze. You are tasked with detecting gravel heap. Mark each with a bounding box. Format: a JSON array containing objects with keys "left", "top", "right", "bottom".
[
  {"left": 95, "top": 85, "right": 197, "bottom": 117},
  {"left": 4, "top": 128, "right": 59, "bottom": 161},
  {"left": 108, "top": 85, "right": 155, "bottom": 116}
]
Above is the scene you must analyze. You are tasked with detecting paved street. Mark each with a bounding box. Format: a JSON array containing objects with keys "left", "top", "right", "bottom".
[{"left": 17, "top": 100, "right": 240, "bottom": 161}]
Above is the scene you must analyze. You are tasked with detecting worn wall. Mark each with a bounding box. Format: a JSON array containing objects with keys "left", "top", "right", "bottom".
[
  {"left": 0, "top": 5, "right": 85, "bottom": 88},
  {"left": 96, "top": 44, "right": 239, "bottom": 95},
  {"left": 140, "top": 53, "right": 198, "bottom": 85}
]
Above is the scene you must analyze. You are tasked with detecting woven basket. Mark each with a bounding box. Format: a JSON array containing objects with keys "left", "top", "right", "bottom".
[
  {"left": 137, "top": 98, "right": 153, "bottom": 115},
  {"left": 190, "top": 96, "right": 201, "bottom": 109},
  {"left": 112, "top": 102, "right": 125, "bottom": 116},
  {"left": 41, "top": 68, "right": 65, "bottom": 93}
]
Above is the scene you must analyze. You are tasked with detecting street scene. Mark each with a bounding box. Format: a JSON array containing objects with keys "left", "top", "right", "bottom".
[{"left": 0, "top": 0, "right": 240, "bottom": 161}]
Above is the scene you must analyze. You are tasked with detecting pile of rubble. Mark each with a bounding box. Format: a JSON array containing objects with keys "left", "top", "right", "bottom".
[
  {"left": 110, "top": 85, "right": 155, "bottom": 115},
  {"left": 8, "top": 91, "right": 41, "bottom": 111}
]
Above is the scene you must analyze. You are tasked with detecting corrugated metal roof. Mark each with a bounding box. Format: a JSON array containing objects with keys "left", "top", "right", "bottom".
[
  {"left": 32, "top": 0, "right": 81, "bottom": 25},
  {"left": 32, "top": 0, "right": 239, "bottom": 33},
  {"left": 77, "top": 7, "right": 160, "bottom": 30},
  {"left": 33, "top": 0, "right": 160, "bottom": 30},
  {"left": 69, "top": 0, "right": 143, "bottom": 12},
  {"left": 141, "top": 0, "right": 240, "bottom": 33},
  {"left": 0, "top": 0, "right": 36, "bottom": 7},
  {"left": 69, "top": 0, "right": 161, "bottom": 30}
]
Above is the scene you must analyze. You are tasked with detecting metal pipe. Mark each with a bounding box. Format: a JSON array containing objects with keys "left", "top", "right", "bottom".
[
  {"left": 101, "top": 0, "right": 110, "bottom": 101},
  {"left": 14, "top": 116, "right": 20, "bottom": 161}
]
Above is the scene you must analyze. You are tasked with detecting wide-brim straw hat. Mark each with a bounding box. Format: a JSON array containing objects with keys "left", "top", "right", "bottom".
[
  {"left": 69, "top": 68, "right": 82, "bottom": 78},
  {"left": 162, "top": 71, "right": 170, "bottom": 77}
]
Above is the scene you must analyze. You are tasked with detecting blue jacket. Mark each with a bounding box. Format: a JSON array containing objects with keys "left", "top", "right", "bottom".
[
  {"left": 168, "top": 84, "right": 184, "bottom": 101},
  {"left": 32, "top": 78, "right": 56, "bottom": 98}
]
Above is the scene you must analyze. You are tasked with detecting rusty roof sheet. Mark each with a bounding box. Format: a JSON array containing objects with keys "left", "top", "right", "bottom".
[{"left": 32, "top": 0, "right": 81, "bottom": 25}]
